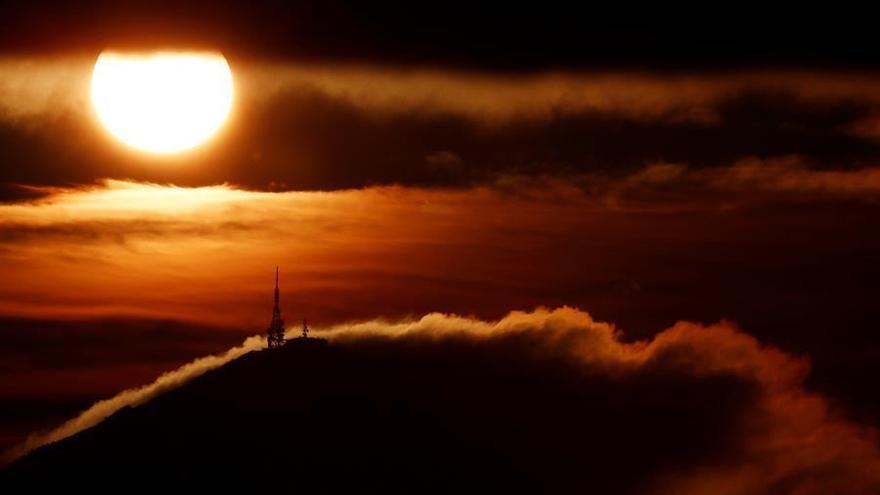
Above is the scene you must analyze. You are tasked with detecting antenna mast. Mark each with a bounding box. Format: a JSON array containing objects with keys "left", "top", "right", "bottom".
[{"left": 266, "top": 266, "right": 285, "bottom": 348}]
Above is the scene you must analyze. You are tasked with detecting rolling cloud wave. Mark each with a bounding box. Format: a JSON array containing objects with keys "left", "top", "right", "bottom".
[{"left": 7, "top": 307, "right": 880, "bottom": 494}]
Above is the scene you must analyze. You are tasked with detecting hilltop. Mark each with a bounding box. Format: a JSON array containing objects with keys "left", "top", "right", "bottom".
[{"left": 2, "top": 333, "right": 752, "bottom": 493}]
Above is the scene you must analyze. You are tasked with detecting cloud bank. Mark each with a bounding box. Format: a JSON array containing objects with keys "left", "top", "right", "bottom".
[
  {"left": 7, "top": 307, "right": 880, "bottom": 494},
  {"left": 1, "top": 177, "right": 877, "bottom": 330},
  {"left": 7, "top": 57, "right": 880, "bottom": 124},
  {"left": 3, "top": 58, "right": 880, "bottom": 194}
]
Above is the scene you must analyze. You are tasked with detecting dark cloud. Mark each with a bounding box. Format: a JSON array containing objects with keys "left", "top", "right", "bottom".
[
  {"left": 4, "top": 67, "right": 880, "bottom": 197},
  {"left": 194, "top": 84, "right": 880, "bottom": 189}
]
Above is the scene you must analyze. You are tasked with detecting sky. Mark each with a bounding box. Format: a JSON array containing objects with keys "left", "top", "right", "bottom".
[{"left": 1, "top": 3, "right": 880, "bottom": 492}]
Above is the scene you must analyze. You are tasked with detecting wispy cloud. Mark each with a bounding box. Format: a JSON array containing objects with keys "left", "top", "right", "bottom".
[
  {"left": 0, "top": 175, "right": 876, "bottom": 327},
  {"left": 6, "top": 55, "right": 880, "bottom": 126}
]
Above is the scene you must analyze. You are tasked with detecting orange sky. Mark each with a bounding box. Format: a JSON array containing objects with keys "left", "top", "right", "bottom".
[
  {"left": 2, "top": 175, "right": 878, "bottom": 334},
  {"left": 0, "top": 180, "right": 606, "bottom": 327}
]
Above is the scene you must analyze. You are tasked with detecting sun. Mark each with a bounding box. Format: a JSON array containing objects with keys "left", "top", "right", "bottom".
[{"left": 91, "top": 50, "right": 234, "bottom": 154}]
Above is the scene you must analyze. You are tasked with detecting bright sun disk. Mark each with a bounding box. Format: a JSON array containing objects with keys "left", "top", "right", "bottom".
[{"left": 91, "top": 50, "right": 234, "bottom": 154}]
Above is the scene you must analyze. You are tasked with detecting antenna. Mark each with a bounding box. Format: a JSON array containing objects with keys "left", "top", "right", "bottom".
[
  {"left": 266, "top": 266, "right": 285, "bottom": 348},
  {"left": 302, "top": 318, "right": 310, "bottom": 338}
]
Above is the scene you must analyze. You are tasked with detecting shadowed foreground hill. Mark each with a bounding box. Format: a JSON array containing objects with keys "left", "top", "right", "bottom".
[{"left": 1, "top": 332, "right": 758, "bottom": 493}]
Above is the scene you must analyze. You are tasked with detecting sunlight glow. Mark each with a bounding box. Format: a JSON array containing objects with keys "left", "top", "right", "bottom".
[{"left": 91, "top": 50, "right": 234, "bottom": 153}]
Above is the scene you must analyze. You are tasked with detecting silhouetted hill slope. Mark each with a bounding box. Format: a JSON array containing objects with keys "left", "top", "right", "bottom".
[{"left": 2, "top": 335, "right": 754, "bottom": 494}]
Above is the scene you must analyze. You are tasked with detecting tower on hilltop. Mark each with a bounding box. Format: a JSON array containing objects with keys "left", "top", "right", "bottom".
[{"left": 266, "top": 267, "right": 285, "bottom": 349}]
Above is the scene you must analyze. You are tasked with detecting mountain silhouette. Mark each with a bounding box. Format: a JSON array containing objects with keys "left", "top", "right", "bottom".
[{"left": 1, "top": 334, "right": 753, "bottom": 493}]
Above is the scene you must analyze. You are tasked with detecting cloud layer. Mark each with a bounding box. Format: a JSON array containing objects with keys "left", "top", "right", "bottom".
[{"left": 3, "top": 58, "right": 880, "bottom": 194}]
